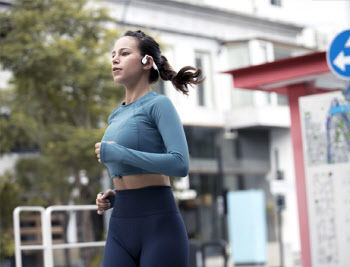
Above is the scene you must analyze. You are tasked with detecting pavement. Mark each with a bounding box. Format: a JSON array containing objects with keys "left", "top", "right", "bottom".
[{"left": 204, "top": 255, "right": 301, "bottom": 267}]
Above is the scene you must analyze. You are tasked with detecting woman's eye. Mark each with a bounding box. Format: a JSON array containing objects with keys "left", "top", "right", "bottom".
[{"left": 111, "top": 52, "right": 129, "bottom": 58}]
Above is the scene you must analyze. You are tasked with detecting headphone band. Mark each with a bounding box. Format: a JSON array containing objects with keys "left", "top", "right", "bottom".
[{"left": 141, "top": 54, "right": 160, "bottom": 84}]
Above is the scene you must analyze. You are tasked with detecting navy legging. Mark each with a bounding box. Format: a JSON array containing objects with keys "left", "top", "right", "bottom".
[{"left": 102, "top": 185, "right": 189, "bottom": 267}]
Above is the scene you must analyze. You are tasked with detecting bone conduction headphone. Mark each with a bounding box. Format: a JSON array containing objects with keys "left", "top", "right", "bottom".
[{"left": 141, "top": 54, "right": 160, "bottom": 84}]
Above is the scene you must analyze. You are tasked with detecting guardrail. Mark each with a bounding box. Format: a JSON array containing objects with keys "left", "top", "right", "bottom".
[
  {"left": 202, "top": 239, "right": 228, "bottom": 267},
  {"left": 189, "top": 238, "right": 229, "bottom": 267},
  {"left": 13, "top": 205, "right": 105, "bottom": 267},
  {"left": 14, "top": 206, "right": 229, "bottom": 267}
]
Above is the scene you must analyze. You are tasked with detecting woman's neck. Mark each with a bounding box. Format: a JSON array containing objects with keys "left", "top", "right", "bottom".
[
  {"left": 123, "top": 73, "right": 152, "bottom": 105},
  {"left": 124, "top": 87, "right": 152, "bottom": 105}
]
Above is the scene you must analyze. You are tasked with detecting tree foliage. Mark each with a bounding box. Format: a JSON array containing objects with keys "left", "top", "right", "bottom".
[{"left": 0, "top": 0, "right": 126, "bottom": 261}]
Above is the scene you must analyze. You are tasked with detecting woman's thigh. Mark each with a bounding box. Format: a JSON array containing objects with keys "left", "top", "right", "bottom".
[
  {"left": 102, "top": 229, "right": 139, "bottom": 267},
  {"left": 140, "top": 212, "right": 189, "bottom": 267}
]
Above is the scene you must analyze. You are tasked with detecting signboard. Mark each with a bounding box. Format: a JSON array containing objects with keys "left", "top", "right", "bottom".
[
  {"left": 299, "top": 91, "right": 350, "bottom": 267},
  {"left": 227, "top": 190, "right": 267, "bottom": 265},
  {"left": 327, "top": 29, "right": 350, "bottom": 80}
]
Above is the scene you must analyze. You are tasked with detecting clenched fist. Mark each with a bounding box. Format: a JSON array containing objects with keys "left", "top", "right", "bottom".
[
  {"left": 95, "top": 141, "right": 115, "bottom": 163},
  {"left": 96, "top": 189, "right": 116, "bottom": 215}
]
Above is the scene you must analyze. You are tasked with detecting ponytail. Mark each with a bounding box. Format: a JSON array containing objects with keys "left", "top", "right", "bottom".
[{"left": 159, "top": 55, "right": 205, "bottom": 96}]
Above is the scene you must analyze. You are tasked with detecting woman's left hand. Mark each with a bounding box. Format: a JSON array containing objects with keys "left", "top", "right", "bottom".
[{"left": 95, "top": 141, "right": 115, "bottom": 163}]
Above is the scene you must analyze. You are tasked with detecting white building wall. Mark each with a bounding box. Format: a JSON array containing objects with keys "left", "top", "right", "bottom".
[
  {"left": 170, "top": 0, "right": 349, "bottom": 50},
  {"left": 268, "top": 128, "right": 301, "bottom": 265}
]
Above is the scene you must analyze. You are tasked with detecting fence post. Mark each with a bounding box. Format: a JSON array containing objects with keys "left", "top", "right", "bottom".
[
  {"left": 201, "top": 239, "right": 228, "bottom": 267},
  {"left": 188, "top": 238, "right": 203, "bottom": 267},
  {"left": 13, "top": 207, "right": 46, "bottom": 267}
]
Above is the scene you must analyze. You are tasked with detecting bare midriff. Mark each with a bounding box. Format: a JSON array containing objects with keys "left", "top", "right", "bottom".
[{"left": 112, "top": 173, "right": 170, "bottom": 190}]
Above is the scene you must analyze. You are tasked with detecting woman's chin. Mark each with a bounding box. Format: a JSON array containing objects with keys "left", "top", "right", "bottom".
[{"left": 113, "top": 76, "right": 124, "bottom": 85}]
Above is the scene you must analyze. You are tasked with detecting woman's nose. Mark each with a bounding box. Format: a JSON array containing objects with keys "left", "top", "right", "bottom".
[{"left": 111, "top": 55, "right": 119, "bottom": 64}]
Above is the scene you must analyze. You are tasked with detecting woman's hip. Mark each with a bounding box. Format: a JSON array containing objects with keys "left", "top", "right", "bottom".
[{"left": 111, "top": 185, "right": 179, "bottom": 218}]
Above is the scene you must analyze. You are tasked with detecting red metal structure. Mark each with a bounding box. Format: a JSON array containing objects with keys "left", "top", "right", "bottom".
[{"left": 223, "top": 51, "right": 343, "bottom": 267}]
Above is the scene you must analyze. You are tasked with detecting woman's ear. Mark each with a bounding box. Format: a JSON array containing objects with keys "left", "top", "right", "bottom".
[{"left": 142, "top": 55, "right": 154, "bottom": 70}]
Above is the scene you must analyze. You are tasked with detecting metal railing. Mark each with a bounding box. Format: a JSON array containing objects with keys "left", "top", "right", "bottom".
[
  {"left": 14, "top": 206, "right": 229, "bottom": 267},
  {"left": 188, "top": 238, "right": 229, "bottom": 267},
  {"left": 202, "top": 239, "right": 228, "bottom": 267},
  {"left": 13, "top": 205, "right": 105, "bottom": 267}
]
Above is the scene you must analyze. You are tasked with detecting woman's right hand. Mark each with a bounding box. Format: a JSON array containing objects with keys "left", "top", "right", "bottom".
[
  {"left": 96, "top": 189, "right": 116, "bottom": 215},
  {"left": 95, "top": 141, "right": 115, "bottom": 163}
]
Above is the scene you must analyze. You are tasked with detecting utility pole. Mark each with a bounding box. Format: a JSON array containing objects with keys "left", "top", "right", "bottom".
[
  {"left": 274, "top": 149, "right": 285, "bottom": 267},
  {"left": 216, "top": 145, "right": 225, "bottom": 240}
]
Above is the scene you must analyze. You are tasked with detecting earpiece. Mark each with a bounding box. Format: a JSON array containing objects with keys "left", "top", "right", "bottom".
[
  {"left": 141, "top": 54, "right": 160, "bottom": 84},
  {"left": 141, "top": 54, "right": 148, "bottom": 65},
  {"left": 141, "top": 54, "right": 158, "bottom": 70}
]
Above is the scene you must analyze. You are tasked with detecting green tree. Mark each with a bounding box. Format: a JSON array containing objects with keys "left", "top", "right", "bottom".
[
  {"left": 0, "top": 171, "right": 23, "bottom": 260},
  {"left": 0, "top": 0, "right": 125, "bottom": 264}
]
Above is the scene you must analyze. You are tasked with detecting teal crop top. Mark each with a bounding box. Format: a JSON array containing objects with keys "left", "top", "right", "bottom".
[{"left": 100, "top": 90, "right": 190, "bottom": 180}]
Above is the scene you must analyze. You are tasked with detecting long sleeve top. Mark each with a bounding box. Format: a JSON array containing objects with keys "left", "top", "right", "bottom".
[{"left": 98, "top": 90, "right": 189, "bottom": 209}]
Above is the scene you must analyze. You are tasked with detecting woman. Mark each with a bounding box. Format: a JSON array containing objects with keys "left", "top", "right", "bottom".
[{"left": 94, "top": 29, "right": 205, "bottom": 267}]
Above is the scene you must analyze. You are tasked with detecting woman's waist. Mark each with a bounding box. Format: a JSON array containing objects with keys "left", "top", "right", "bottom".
[{"left": 113, "top": 173, "right": 170, "bottom": 190}]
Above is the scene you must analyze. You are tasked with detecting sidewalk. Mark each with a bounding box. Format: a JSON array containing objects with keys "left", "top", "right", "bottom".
[{"left": 205, "top": 255, "right": 301, "bottom": 267}]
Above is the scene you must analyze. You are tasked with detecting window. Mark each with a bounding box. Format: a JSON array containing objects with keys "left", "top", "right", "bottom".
[
  {"left": 195, "top": 51, "right": 213, "bottom": 107},
  {"left": 195, "top": 56, "right": 205, "bottom": 106},
  {"left": 274, "top": 45, "right": 294, "bottom": 60},
  {"left": 277, "top": 94, "right": 288, "bottom": 106},
  {"left": 226, "top": 42, "right": 250, "bottom": 69},
  {"left": 152, "top": 45, "right": 175, "bottom": 96},
  {"left": 273, "top": 44, "right": 311, "bottom": 61},
  {"left": 184, "top": 126, "right": 217, "bottom": 159},
  {"left": 271, "top": 0, "right": 282, "bottom": 7}
]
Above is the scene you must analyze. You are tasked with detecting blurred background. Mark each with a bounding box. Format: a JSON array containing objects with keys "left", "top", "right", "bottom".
[{"left": 0, "top": 0, "right": 349, "bottom": 266}]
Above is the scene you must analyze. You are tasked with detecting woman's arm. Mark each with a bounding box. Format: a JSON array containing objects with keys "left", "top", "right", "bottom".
[{"left": 99, "top": 96, "right": 189, "bottom": 177}]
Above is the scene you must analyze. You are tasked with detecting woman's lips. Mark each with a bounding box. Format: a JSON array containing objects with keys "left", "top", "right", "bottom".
[{"left": 112, "top": 68, "right": 122, "bottom": 74}]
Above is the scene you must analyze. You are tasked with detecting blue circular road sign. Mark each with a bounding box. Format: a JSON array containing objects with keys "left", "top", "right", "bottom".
[{"left": 327, "top": 29, "right": 350, "bottom": 80}]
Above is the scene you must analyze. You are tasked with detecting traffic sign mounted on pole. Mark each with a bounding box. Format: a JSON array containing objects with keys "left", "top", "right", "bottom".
[{"left": 327, "top": 29, "right": 350, "bottom": 80}]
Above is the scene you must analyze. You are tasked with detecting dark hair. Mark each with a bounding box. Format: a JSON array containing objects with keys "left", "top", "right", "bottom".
[{"left": 122, "top": 30, "right": 205, "bottom": 96}]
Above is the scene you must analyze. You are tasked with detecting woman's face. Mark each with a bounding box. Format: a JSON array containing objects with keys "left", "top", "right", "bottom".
[{"left": 111, "top": 36, "right": 145, "bottom": 85}]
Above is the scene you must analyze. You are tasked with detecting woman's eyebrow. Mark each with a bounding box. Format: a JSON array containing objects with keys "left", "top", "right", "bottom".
[{"left": 112, "top": 48, "right": 132, "bottom": 54}]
